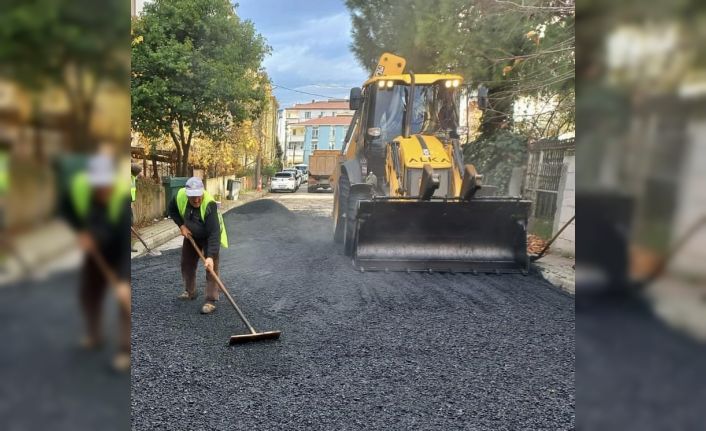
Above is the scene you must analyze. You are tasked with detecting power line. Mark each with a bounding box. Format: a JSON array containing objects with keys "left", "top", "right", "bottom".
[{"left": 271, "top": 83, "right": 339, "bottom": 99}]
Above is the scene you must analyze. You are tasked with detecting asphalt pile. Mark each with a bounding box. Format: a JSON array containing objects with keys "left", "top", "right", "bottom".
[{"left": 131, "top": 198, "right": 575, "bottom": 430}]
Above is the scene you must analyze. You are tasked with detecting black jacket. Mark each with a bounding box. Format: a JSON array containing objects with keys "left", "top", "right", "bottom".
[
  {"left": 168, "top": 197, "right": 220, "bottom": 258},
  {"left": 62, "top": 195, "right": 131, "bottom": 281}
]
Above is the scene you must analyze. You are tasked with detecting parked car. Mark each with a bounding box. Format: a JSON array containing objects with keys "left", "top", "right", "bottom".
[
  {"left": 282, "top": 167, "right": 302, "bottom": 186},
  {"left": 270, "top": 171, "right": 298, "bottom": 192},
  {"left": 294, "top": 164, "right": 309, "bottom": 183}
]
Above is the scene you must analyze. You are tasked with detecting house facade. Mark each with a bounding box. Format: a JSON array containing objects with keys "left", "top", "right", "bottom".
[
  {"left": 298, "top": 115, "right": 354, "bottom": 165},
  {"left": 277, "top": 99, "right": 354, "bottom": 165}
]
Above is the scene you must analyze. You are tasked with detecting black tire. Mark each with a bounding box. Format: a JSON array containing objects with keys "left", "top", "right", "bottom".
[
  {"left": 333, "top": 174, "right": 348, "bottom": 244},
  {"left": 342, "top": 175, "right": 370, "bottom": 257}
]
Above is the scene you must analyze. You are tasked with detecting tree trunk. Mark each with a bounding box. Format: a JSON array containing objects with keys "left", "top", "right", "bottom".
[
  {"left": 151, "top": 151, "right": 159, "bottom": 181},
  {"left": 479, "top": 84, "right": 513, "bottom": 139}
]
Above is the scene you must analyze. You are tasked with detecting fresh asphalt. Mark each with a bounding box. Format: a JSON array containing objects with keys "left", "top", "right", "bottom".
[{"left": 131, "top": 189, "right": 575, "bottom": 430}]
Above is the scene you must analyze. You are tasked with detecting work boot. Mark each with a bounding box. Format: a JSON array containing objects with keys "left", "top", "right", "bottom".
[
  {"left": 79, "top": 335, "right": 103, "bottom": 351},
  {"left": 200, "top": 302, "right": 216, "bottom": 314},
  {"left": 178, "top": 291, "right": 197, "bottom": 300},
  {"left": 112, "top": 352, "right": 131, "bottom": 373}
]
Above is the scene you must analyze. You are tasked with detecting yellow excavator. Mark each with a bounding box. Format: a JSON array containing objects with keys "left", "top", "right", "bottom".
[{"left": 332, "top": 53, "right": 531, "bottom": 273}]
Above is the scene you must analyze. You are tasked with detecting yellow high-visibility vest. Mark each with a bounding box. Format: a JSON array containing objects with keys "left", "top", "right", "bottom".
[{"left": 175, "top": 188, "right": 228, "bottom": 248}]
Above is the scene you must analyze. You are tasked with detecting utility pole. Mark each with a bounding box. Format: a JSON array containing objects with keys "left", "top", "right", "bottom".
[{"left": 256, "top": 116, "right": 263, "bottom": 192}]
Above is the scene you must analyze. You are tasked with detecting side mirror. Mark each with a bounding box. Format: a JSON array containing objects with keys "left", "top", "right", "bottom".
[{"left": 349, "top": 87, "right": 362, "bottom": 111}]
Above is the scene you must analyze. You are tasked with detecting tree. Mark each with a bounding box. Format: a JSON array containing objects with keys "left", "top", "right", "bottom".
[
  {"left": 345, "top": 0, "right": 575, "bottom": 189},
  {"left": 346, "top": 0, "right": 574, "bottom": 138},
  {"left": 0, "top": 0, "right": 129, "bottom": 151},
  {"left": 131, "top": 0, "right": 270, "bottom": 176}
]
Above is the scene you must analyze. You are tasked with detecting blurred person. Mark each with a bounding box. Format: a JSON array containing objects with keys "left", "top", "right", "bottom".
[
  {"left": 130, "top": 163, "right": 143, "bottom": 252},
  {"left": 62, "top": 154, "right": 131, "bottom": 372},
  {"left": 168, "top": 177, "right": 228, "bottom": 314}
]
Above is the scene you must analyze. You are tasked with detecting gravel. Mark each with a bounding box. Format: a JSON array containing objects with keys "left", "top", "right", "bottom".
[
  {"left": 0, "top": 271, "right": 131, "bottom": 431},
  {"left": 131, "top": 197, "right": 575, "bottom": 430},
  {"left": 577, "top": 295, "right": 706, "bottom": 430}
]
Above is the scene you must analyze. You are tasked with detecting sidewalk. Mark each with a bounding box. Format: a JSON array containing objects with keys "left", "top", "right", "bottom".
[
  {"left": 131, "top": 190, "right": 267, "bottom": 258},
  {"left": 647, "top": 274, "right": 706, "bottom": 342},
  {"left": 0, "top": 220, "right": 81, "bottom": 286},
  {"left": 533, "top": 252, "right": 575, "bottom": 294}
]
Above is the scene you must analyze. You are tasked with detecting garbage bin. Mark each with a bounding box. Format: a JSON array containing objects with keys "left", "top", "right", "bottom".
[
  {"left": 226, "top": 179, "right": 241, "bottom": 200},
  {"left": 162, "top": 176, "right": 188, "bottom": 212}
]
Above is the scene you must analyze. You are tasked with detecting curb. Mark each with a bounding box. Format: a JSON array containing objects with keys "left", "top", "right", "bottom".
[
  {"left": 131, "top": 191, "right": 268, "bottom": 258},
  {"left": 534, "top": 264, "right": 575, "bottom": 295}
]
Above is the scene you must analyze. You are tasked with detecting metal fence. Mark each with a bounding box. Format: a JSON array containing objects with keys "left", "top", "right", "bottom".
[{"left": 524, "top": 138, "right": 575, "bottom": 228}]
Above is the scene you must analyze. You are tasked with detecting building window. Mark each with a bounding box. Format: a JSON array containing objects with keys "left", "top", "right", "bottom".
[
  {"left": 304, "top": 111, "right": 311, "bottom": 119},
  {"left": 312, "top": 127, "right": 319, "bottom": 139},
  {"left": 329, "top": 128, "right": 336, "bottom": 149},
  {"left": 312, "top": 141, "right": 318, "bottom": 151}
]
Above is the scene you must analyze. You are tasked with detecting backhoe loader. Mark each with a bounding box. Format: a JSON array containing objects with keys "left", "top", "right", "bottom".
[{"left": 332, "top": 53, "right": 531, "bottom": 273}]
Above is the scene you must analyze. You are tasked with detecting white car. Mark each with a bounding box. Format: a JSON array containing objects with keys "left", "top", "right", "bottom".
[
  {"left": 282, "top": 168, "right": 302, "bottom": 186},
  {"left": 270, "top": 172, "right": 298, "bottom": 192},
  {"left": 294, "top": 164, "right": 309, "bottom": 183}
]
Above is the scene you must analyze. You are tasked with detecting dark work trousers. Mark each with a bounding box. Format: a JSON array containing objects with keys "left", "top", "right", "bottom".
[
  {"left": 181, "top": 237, "right": 220, "bottom": 302},
  {"left": 80, "top": 256, "right": 130, "bottom": 353}
]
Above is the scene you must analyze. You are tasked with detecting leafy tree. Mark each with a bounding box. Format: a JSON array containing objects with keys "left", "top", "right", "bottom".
[
  {"left": 345, "top": 0, "right": 574, "bottom": 188},
  {"left": 0, "top": 0, "right": 129, "bottom": 150},
  {"left": 131, "top": 0, "right": 270, "bottom": 176}
]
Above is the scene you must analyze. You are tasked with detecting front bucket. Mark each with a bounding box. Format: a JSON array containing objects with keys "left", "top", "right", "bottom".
[{"left": 353, "top": 199, "right": 531, "bottom": 273}]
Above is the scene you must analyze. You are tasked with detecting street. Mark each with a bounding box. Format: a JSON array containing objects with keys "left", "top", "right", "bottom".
[{"left": 131, "top": 189, "right": 575, "bottom": 430}]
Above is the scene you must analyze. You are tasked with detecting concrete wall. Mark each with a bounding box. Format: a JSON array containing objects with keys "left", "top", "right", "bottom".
[
  {"left": 671, "top": 119, "right": 706, "bottom": 278},
  {"left": 204, "top": 175, "right": 237, "bottom": 200},
  {"left": 132, "top": 174, "right": 254, "bottom": 224},
  {"left": 551, "top": 152, "right": 576, "bottom": 256},
  {"left": 132, "top": 179, "right": 166, "bottom": 225}
]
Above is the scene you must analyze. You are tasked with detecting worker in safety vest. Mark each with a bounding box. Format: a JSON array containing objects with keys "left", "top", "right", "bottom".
[
  {"left": 0, "top": 141, "right": 8, "bottom": 229},
  {"left": 63, "top": 154, "right": 131, "bottom": 372},
  {"left": 168, "top": 177, "right": 228, "bottom": 314},
  {"left": 130, "top": 163, "right": 142, "bottom": 252}
]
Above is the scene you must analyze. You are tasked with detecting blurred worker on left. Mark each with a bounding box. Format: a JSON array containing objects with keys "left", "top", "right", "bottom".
[
  {"left": 131, "top": 163, "right": 143, "bottom": 252},
  {"left": 62, "top": 154, "right": 132, "bottom": 372}
]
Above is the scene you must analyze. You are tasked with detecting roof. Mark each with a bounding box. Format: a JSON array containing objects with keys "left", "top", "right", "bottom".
[
  {"left": 363, "top": 73, "right": 463, "bottom": 86},
  {"left": 288, "top": 100, "right": 350, "bottom": 110},
  {"left": 297, "top": 115, "right": 354, "bottom": 126}
]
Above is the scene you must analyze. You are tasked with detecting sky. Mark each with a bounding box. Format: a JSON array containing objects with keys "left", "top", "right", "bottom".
[{"left": 236, "top": 0, "right": 369, "bottom": 109}]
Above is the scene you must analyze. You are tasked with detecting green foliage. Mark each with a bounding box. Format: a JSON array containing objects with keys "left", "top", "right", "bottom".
[
  {"left": 0, "top": 0, "right": 129, "bottom": 149},
  {"left": 131, "top": 0, "right": 270, "bottom": 175},
  {"left": 463, "top": 130, "right": 527, "bottom": 193},
  {"left": 345, "top": 0, "right": 575, "bottom": 138},
  {"left": 0, "top": 0, "right": 128, "bottom": 90},
  {"left": 262, "top": 163, "right": 278, "bottom": 178}
]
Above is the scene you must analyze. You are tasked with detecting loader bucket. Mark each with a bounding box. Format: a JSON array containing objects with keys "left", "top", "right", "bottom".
[{"left": 353, "top": 198, "right": 531, "bottom": 273}]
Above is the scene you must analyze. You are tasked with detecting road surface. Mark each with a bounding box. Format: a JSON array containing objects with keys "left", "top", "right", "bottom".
[{"left": 131, "top": 188, "right": 575, "bottom": 430}]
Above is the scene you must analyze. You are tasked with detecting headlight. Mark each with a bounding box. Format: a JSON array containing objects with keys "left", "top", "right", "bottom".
[
  {"left": 386, "top": 80, "right": 394, "bottom": 88},
  {"left": 452, "top": 79, "right": 460, "bottom": 88},
  {"left": 445, "top": 80, "right": 452, "bottom": 88},
  {"left": 377, "top": 80, "right": 386, "bottom": 88}
]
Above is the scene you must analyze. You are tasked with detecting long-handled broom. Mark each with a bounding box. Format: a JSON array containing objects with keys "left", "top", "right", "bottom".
[
  {"left": 131, "top": 227, "right": 161, "bottom": 256},
  {"left": 186, "top": 235, "right": 281, "bottom": 345}
]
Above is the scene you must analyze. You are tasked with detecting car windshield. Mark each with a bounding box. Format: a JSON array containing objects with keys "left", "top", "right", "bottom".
[
  {"left": 275, "top": 173, "right": 292, "bottom": 178},
  {"left": 370, "top": 83, "right": 459, "bottom": 143}
]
